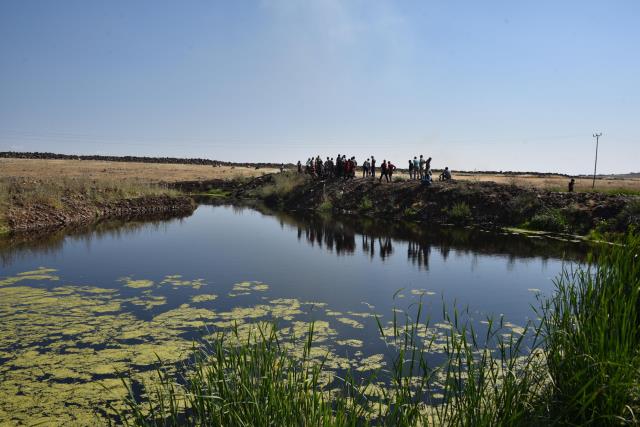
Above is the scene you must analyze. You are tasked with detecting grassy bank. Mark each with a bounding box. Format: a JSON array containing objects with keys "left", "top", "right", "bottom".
[
  {"left": 0, "top": 177, "right": 189, "bottom": 234},
  {"left": 112, "top": 233, "right": 639, "bottom": 426},
  {"left": 231, "top": 172, "right": 636, "bottom": 239}
]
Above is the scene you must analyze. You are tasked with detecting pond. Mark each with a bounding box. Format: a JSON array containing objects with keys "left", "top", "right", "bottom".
[{"left": 0, "top": 203, "right": 588, "bottom": 425}]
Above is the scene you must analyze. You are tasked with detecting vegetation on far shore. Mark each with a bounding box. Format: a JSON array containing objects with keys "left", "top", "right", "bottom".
[
  {"left": 233, "top": 172, "right": 638, "bottom": 240},
  {"left": 114, "top": 232, "right": 640, "bottom": 426}
]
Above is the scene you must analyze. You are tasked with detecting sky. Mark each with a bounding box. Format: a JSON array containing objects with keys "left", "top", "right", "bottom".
[{"left": 1, "top": 1, "right": 638, "bottom": 174}]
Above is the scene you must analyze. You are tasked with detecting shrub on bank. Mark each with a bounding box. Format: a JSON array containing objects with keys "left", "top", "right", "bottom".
[
  {"left": 359, "top": 196, "right": 373, "bottom": 211},
  {"left": 523, "top": 205, "right": 593, "bottom": 234},
  {"left": 255, "top": 172, "right": 308, "bottom": 203},
  {"left": 449, "top": 202, "right": 472, "bottom": 224},
  {"left": 524, "top": 208, "right": 568, "bottom": 233},
  {"left": 318, "top": 198, "right": 333, "bottom": 212}
]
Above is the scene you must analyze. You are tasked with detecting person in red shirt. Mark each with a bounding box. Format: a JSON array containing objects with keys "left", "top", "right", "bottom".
[
  {"left": 387, "top": 162, "right": 396, "bottom": 181},
  {"left": 378, "top": 160, "right": 389, "bottom": 183}
]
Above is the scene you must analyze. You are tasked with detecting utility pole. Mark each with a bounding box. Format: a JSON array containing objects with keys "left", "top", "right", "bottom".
[{"left": 592, "top": 132, "right": 602, "bottom": 188}]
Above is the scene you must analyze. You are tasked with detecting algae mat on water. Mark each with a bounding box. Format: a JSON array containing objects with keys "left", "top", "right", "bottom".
[
  {"left": 0, "top": 268, "right": 524, "bottom": 425},
  {"left": 0, "top": 269, "right": 367, "bottom": 425}
]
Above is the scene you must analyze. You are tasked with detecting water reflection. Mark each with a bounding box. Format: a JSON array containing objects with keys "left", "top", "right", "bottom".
[
  {"left": 261, "top": 206, "right": 588, "bottom": 268},
  {"left": 0, "top": 213, "right": 191, "bottom": 267},
  {"left": 0, "top": 201, "right": 589, "bottom": 271}
]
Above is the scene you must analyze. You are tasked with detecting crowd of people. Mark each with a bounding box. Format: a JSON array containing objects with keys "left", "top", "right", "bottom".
[{"left": 296, "top": 154, "right": 452, "bottom": 184}]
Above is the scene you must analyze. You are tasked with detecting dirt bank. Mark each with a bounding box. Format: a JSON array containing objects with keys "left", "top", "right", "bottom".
[
  {"left": 216, "top": 174, "right": 638, "bottom": 235},
  {"left": 3, "top": 194, "right": 195, "bottom": 234}
]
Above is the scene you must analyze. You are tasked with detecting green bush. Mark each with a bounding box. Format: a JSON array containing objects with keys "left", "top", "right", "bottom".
[
  {"left": 508, "top": 193, "right": 542, "bottom": 223},
  {"left": 449, "top": 202, "right": 472, "bottom": 224},
  {"left": 256, "top": 172, "right": 307, "bottom": 201},
  {"left": 524, "top": 209, "right": 567, "bottom": 233},
  {"left": 613, "top": 200, "right": 640, "bottom": 231},
  {"left": 403, "top": 207, "right": 419, "bottom": 219},
  {"left": 359, "top": 196, "right": 373, "bottom": 211},
  {"left": 318, "top": 198, "right": 333, "bottom": 212},
  {"left": 524, "top": 206, "right": 595, "bottom": 234}
]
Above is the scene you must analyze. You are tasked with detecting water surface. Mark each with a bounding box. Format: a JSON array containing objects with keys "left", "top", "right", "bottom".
[{"left": 0, "top": 204, "right": 587, "bottom": 424}]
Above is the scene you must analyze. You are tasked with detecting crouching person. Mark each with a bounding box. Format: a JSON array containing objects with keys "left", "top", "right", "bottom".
[{"left": 439, "top": 167, "right": 452, "bottom": 181}]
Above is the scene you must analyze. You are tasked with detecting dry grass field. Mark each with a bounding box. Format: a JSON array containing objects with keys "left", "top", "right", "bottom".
[
  {"left": 395, "top": 170, "right": 640, "bottom": 194},
  {"left": 0, "top": 158, "right": 278, "bottom": 183},
  {"left": 1, "top": 158, "right": 639, "bottom": 194}
]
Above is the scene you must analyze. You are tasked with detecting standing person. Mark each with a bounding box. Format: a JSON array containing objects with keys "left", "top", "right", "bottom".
[
  {"left": 297, "top": 160, "right": 302, "bottom": 173},
  {"left": 336, "top": 155, "right": 342, "bottom": 178},
  {"left": 351, "top": 157, "right": 357, "bottom": 179},
  {"left": 363, "top": 158, "right": 370, "bottom": 178},
  {"left": 388, "top": 161, "right": 396, "bottom": 182},
  {"left": 378, "top": 160, "right": 389, "bottom": 183},
  {"left": 342, "top": 155, "right": 348, "bottom": 179},
  {"left": 419, "top": 155, "right": 425, "bottom": 179},
  {"left": 408, "top": 160, "right": 414, "bottom": 180},
  {"left": 344, "top": 156, "right": 351, "bottom": 179},
  {"left": 425, "top": 157, "right": 432, "bottom": 175},
  {"left": 371, "top": 156, "right": 376, "bottom": 178},
  {"left": 568, "top": 178, "right": 575, "bottom": 192},
  {"left": 413, "top": 157, "right": 420, "bottom": 180}
]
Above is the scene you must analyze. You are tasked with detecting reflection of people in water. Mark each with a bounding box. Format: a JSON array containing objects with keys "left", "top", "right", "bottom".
[
  {"left": 440, "top": 245, "right": 450, "bottom": 261},
  {"left": 299, "top": 220, "right": 356, "bottom": 255},
  {"left": 408, "top": 240, "right": 431, "bottom": 270},
  {"left": 362, "top": 234, "right": 370, "bottom": 254},
  {"left": 379, "top": 236, "right": 393, "bottom": 260}
]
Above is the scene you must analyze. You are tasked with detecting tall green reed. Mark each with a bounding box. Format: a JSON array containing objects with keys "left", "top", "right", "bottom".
[
  {"left": 541, "top": 233, "right": 640, "bottom": 425},
  {"left": 112, "top": 233, "right": 640, "bottom": 426},
  {"left": 113, "top": 302, "right": 545, "bottom": 426}
]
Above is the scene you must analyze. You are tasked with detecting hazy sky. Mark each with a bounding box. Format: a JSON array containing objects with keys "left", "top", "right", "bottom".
[{"left": 1, "top": 1, "right": 638, "bottom": 174}]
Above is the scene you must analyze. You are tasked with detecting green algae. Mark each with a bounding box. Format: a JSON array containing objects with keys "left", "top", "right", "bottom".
[
  {"left": 336, "top": 339, "right": 364, "bottom": 348},
  {"left": 128, "top": 294, "right": 167, "bottom": 310},
  {"left": 0, "top": 267, "right": 60, "bottom": 286},
  {"left": 0, "top": 284, "right": 198, "bottom": 424},
  {"left": 191, "top": 294, "right": 218, "bottom": 303},
  {"left": 0, "top": 270, "right": 479, "bottom": 425},
  {"left": 119, "top": 277, "right": 154, "bottom": 289},
  {"left": 336, "top": 317, "right": 365, "bottom": 329},
  {"left": 160, "top": 275, "right": 207, "bottom": 289},
  {"left": 228, "top": 280, "right": 269, "bottom": 296},
  {"left": 16, "top": 267, "right": 58, "bottom": 276},
  {"left": 356, "top": 354, "right": 386, "bottom": 372}
]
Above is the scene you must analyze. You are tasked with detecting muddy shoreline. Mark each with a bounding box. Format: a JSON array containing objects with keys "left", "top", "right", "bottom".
[{"left": 2, "top": 195, "right": 196, "bottom": 235}]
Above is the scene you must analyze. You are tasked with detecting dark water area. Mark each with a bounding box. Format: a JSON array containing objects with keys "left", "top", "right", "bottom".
[
  {"left": 0, "top": 203, "right": 589, "bottom": 424},
  {"left": 2, "top": 204, "right": 586, "bottom": 314}
]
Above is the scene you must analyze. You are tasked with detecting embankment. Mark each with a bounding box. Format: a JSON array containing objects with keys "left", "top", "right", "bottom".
[
  {"left": 181, "top": 173, "right": 638, "bottom": 235},
  {"left": 2, "top": 195, "right": 195, "bottom": 234}
]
